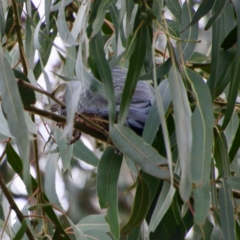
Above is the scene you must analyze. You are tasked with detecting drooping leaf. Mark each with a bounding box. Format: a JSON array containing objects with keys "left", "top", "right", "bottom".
[
  {"left": 168, "top": 66, "right": 192, "bottom": 201},
  {"left": 89, "top": 32, "right": 116, "bottom": 125},
  {"left": 166, "top": 0, "right": 182, "bottom": 23},
  {"left": 187, "top": 0, "right": 215, "bottom": 27},
  {"left": 148, "top": 182, "right": 175, "bottom": 233},
  {"left": 143, "top": 79, "right": 171, "bottom": 144},
  {"left": 121, "top": 178, "right": 150, "bottom": 234},
  {"left": 175, "top": 3, "right": 198, "bottom": 62},
  {"left": 55, "top": 128, "right": 73, "bottom": 171},
  {"left": 87, "top": 0, "right": 115, "bottom": 38},
  {"left": 214, "top": 130, "right": 231, "bottom": 178},
  {"left": 56, "top": 0, "right": 78, "bottom": 46},
  {"left": 0, "top": 46, "right": 30, "bottom": 191},
  {"left": 118, "top": 21, "right": 148, "bottom": 126},
  {"left": 111, "top": 124, "right": 169, "bottom": 180},
  {"left": 97, "top": 146, "right": 122, "bottom": 240},
  {"left": 186, "top": 69, "right": 213, "bottom": 224},
  {"left": 73, "top": 139, "right": 99, "bottom": 167},
  {"left": 219, "top": 179, "right": 236, "bottom": 240},
  {"left": 205, "top": 0, "right": 228, "bottom": 30},
  {"left": 222, "top": 0, "right": 240, "bottom": 129}
]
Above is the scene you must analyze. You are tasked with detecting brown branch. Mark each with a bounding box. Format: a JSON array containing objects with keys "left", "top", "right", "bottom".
[
  {"left": 24, "top": 106, "right": 109, "bottom": 143},
  {"left": 18, "top": 80, "right": 65, "bottom": 107},
  {"left": 0, "top": 174, "right": 35, "bottom": 240}
]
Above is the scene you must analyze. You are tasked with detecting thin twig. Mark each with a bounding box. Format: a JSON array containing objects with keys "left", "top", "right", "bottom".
[
  {"left": 0, "top": 174, "right": 35, "bottom": 240},
  {"left": 11, "top": 0, "right": 28, "bottom": 75},
  {"left": 18, "top": 80, "right": 65, "bottom": 107},
  {"left": 24, "top": 106, "right": 109, "bottom": 142}
]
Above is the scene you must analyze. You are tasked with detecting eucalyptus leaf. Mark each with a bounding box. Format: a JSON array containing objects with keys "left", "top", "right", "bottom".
[{"left": 0, "top": 46, "right": 30, "bottom": 191}]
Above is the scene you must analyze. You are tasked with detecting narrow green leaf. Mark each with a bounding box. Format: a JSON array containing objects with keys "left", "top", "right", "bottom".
[
  {"left": 211, "top": 225, "right": 224, "bottom": 240},
  {"left": 77, "top": 214, "right": 110, "bottom": 233},
  {"left": 186, "top": 69, "right": 213, "bottom": 224},
  {"left": 0, "top": 46, "right": 30, "bottom": 191},
  {"left": 83, "top": 230, "right": 112, "bottom": 240},
  {"left": 55, "top": 129, "right": 73, "bottom": 171},
  {"left": 73, "top": 139, "right": 99, "bottom": 167},
  {"left": 215, "top": 49, "right": 235, "bottom": 97},
  {"left": 121, "top": 179, "right": 150, "bottom": 234},
  {"left": 0, "top": 1, "right": 5, "bottom": 37},
  {"left": 25, "top": 16, "right": 35, "bottom": 70},
  {"left": 152, "top": 0, "right": 164, "bottom": 23},
  {"left": 188, "top": 52, "right": 210, "bottom": 63},
  {"left": 118, "top": 22, "right": 148, "bottom": 125},
  {"left": 12, "top": 219, "right": 28, "bottom": 240},
  {"left": 192, "top": 184, "right": 210, "bottom": 225},
  {"left": 149, "top": 182, "right": 175, "bottom": 233},
  {"left": 193, "top": 220, "right": 214, "bottom": 240},
  {"left": 176, "top": 3, "right": 198, "bottom": 62},
  {"left": 228, "top": 120, "right": 240, "bottom": 163},
  {"left": 71, "top": 0, "right": 90, "bottom": 39},
  {"left": 188, "top": 69, "right": 213, "bottom": 183},
  {"left": 125, "top": 1, "right": 137, "bottom": 39},
  {"left": 109, "top": 4, "right": 120, "bottom": 48},
  {"left": 33, "top": 16, "right": 58, "bottom": 80},
  {"left": 139, "top": 58, "right": 172, "bottom": 80},
  {"left": 149, "top": 197, "right": 193, "bottom": 239},
  {"left": 205, "top": 0, "right": 228, "bottom": 30},
  {"left": 219, "top": 179, "right": 236, "bottom": 240},
  {"left": 75, "top": 47, "right": 104, "bottom": 95},
  {"left": 168, "top": 66, "right": 192, "bottom": 201},
  {"left": 65, "top": 47, "right": 76, "bottom": 78},
  {"left": 166, "top": 0, "right": 182, "bottom": 23},
  {"left": 44, "top": 153, "right": 63, "bottom": 211},
  {"left": 214, "top": 130, "right": 231, "bottom": 178},
  {"left": 63, "top": 81, "right": 82, "bottom": 142},
  {"left": 127, "top": 226, "right": 141, "bottom": 240},
  {"left": 222, "top": 0, "right": 240, "bottom": 129},
  {"left": 226, "top": 176, "right": 240, "bottom": 191},
  {"left": 188, "top": 0, "right": 215, "bottom": 27},
  {"left": 208, "top": 1, "right": 235, "bottom": 97},
  {"left": 50, "top": 0, "right": 72, "bottom": 12},
  {"left": 67, "top": 216, "right": 88, "bottom": 240},
  {"left": 87, "top": 0, "right": 115, "bottom": 38},
  {"left": 141, "top": 171, "right": 160, "bottom": 205},
  {"left": 0, "top": 105, "right": 13, "bottom": 138},
  {"left": 224, "top": 110, "right": 239, "bottom": 158},
  {"left": 89, "top": 32, "right": 116, "bottom": 125},
  {"left": 57, "top": 0, "right": 78, "bottom": 46},
  {"left": 97, "top": 146, "right": 122, "bottom": 240},
  {"left": 143, "top": 79, "right": 171, "bottom": 144},
  {"left": 165, "top": 19, "right": 180, "bottom": 38},
  {"left": 221, "top": 26, "right": 237, "bottom": 50},
  {"left": 111, "top": 124, "right": 170, "bottom": 180},
  {"left": 45, "top": 0, "right": 51, "bottom": 32}
]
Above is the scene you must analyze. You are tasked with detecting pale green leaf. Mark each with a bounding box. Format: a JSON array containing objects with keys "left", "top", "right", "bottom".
[
  {"left": 0, "top": 46, "right": 30, "bottom": 191},
  {"left": 168, "top": 66, "right": 192, "bottom": 201}
]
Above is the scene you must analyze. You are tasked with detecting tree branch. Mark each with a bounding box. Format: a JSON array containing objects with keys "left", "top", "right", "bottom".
[{"left": 24, "top": 106, "right": 109, "bottom": 143}]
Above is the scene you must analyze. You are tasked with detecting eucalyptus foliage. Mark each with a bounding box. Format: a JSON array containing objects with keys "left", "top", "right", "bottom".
[{"left": 0, "top": 0, "right": 239, "bottom": 239}]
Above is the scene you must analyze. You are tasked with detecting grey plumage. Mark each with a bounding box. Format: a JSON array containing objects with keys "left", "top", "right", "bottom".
[{"left": 61, "top": 67, "right": 155, "bottom": 136}]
